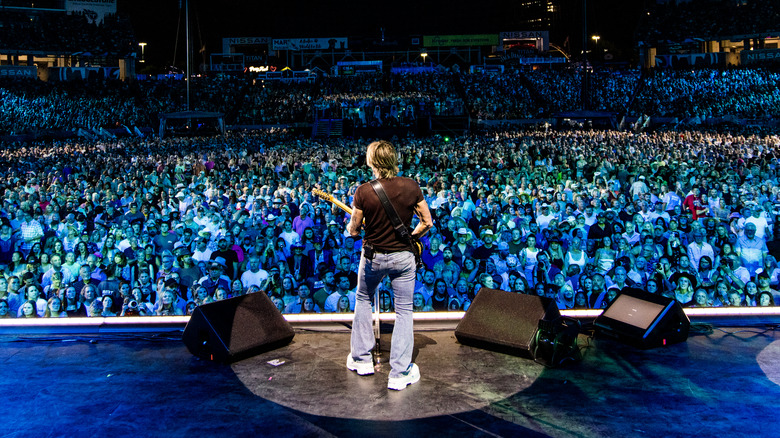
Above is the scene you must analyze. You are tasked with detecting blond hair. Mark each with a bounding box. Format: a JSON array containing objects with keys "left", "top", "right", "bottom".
[{"left": 366, "top": 140, "right": 398, "bottom": 179}]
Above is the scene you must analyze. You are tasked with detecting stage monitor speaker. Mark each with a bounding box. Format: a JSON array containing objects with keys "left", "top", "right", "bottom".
[
  {"left": 594, "top": 288, "right": 690, "bottom": 349},
  {"left": 182, "top": 293, "right": 295, "bottom": 363},
  {"left": 455, "top": 288, "right": 561, "bottom": 358}
]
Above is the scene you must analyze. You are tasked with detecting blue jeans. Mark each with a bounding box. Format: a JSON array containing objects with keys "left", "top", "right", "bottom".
[{"left": 350, "top": 250, "right": 416, "bottom": 378}]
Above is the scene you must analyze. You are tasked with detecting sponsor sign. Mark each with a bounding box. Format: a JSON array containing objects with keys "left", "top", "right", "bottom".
[
  {"left": 65, "top": 0, "right": 117, "bottom": 24},
  {"left": 271, "top": 38, "right": 348, "bottom": 51},
  {"left": 423, "top": 34, "right": 498, "bottom": 47},
  {"left": 222, "top": 37, "right": 270, "bottom": 53},
  {"left": 742, "top": 49, "right": 780, "bottom": 64},
  {"left": 248, "top": 66, "right": 277, "bottom": 73},
  {"left": 499, "top": 31, "right": 549, "bottom": 52},
  {"left": 0, "top": 66, "right": 37, "bottom": 79},
  {"left": 500, "top": 31, "right": 548, "bottom": 40}
]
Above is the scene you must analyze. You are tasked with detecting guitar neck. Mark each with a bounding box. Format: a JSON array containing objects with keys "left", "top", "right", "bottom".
[
  {"left": 330, "top": 198, "right": 353, "bottom": 216},
  {"left": 312, "top": 189, "right": 353, "bottom": 216}
]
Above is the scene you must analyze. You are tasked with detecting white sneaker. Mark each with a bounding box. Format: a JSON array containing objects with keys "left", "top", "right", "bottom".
[
  {"left": 347, "top": 354, "right": 374, "bottom": 375},
  {"left": 387, "top": 363, "right": 420, "bottom": 390}
]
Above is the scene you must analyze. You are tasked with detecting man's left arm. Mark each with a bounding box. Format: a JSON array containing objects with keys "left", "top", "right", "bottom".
[{"left": 411, "top": 199, "right": 433, "bottom": 240}]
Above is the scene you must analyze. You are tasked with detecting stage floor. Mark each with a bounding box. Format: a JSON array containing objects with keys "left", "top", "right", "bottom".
[{"left": 2, "top": 324, "right": 780, "bottom": 437}]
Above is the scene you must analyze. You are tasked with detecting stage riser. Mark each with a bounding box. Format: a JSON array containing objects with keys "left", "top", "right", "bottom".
[{"left": 1, "top": 309, "right": 779, "bottom": 335}]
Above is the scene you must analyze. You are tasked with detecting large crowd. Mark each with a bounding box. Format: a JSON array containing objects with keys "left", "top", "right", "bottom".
[
  {"left": 1, "top": 126, "right": 780, "bottom": 321},
  {"left": 2, "top": 67, "right": 779, "bottom": 136},
  {"left": 0, "top": 3, "right": 776, "bottom": 328}
]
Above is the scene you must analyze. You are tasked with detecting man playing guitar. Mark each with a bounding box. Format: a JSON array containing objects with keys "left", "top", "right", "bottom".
[{"left": 345, "top": 140, "right": 433, "bottom": 390}]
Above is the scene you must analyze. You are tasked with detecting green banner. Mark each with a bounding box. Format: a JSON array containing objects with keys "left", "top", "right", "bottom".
[{"left": 423, "top": 34, "right": 499, "bottom": 47}]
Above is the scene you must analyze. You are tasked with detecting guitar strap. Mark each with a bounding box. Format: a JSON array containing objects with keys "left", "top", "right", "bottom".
[{"left": 369, "top": 180, "right": 414, "bottom": 252}]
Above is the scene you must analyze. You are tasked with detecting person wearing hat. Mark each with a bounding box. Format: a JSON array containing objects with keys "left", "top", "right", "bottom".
[
  {"left": 122, "top": 203, "right": 145, "bottom": 226},
  {"left": 670, "top": 271, "right": 696, "bottom": 305},
  {"left": 587, "top": 211, "right": 612, "bottom": 250},
  {"left": 452, "top": 227, "right": 475, "bottom": 266},
  {"left": 192, "top": 234, "right": 213, "bottom": 263},
  {"left": 536, "top": 203, "right": 557, "bottom": 230},
  {"left": 308, "top": 235, "right": 334, "bottom": 274},
  {"left": 211, "top": 236, "right": 240, "bottom": 281},
  {"left": 287, "top": 242, "right": 313, "bottom": 283},
  {"left": 472, "top": 229, "right": 498, "bottom": 261},
  {"left": 196, "top": 256, "right": 231, "bottom": 296},
  {"left": 270, "top": 198, "right": 284, "bottom": 217},
  {"left": 345, "top": 140, "right": 433, "bottom": 390},
  {"left": 630, "top": 175, "right": 649, "bottom": 200},
  {"left": 176, "top": 247, "right": 201, "bottom": 291}
]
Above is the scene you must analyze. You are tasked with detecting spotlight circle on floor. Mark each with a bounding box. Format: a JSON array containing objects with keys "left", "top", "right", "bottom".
[{"left": 232, "top": 332, "right": 544, "bottom": 420}]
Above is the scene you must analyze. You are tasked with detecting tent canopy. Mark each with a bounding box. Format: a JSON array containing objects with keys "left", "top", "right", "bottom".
[{"left": 159, "top": 111, "right": 225, "bottom": 138}]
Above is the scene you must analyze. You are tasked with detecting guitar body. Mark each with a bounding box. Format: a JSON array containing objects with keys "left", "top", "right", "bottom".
[{"left": 410, "top": 236, "right": 423, "bottom": 271}]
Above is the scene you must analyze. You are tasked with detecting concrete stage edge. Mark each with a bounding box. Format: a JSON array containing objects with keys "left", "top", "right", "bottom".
[{"left": 2, "top": 307, "right": 780, "bottom": 335}]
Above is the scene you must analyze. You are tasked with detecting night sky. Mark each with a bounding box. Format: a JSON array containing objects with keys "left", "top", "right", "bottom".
[{"left": 118, "top": 0, "right": 643, "bottom": 70}]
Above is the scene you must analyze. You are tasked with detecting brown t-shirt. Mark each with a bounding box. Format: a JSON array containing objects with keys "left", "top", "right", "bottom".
[{"left": 354, "top": 177, "right": 423, "bottom": 252}]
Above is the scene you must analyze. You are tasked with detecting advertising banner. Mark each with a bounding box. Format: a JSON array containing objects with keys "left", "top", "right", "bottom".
[
  {"left": 65, "top": 0, "right": 117, "bottom": 24},
  {"left": 499, "top": 31, "right": 549, "bottom": 52},
  {"left": 500, "top": 31, "right": 549, "bottom": 40},
  {"left": 0, "top": 66, "right": 37, "bottom": 79},
  {"left": 271, "top": 38, "right": 348, "bottom": 51},
  {"left": 741, "top": 49, "right": 780, "bottom": 64},
  {"left": 422, "top": 34, "right": 498, "bottom": 47},
  {"left": 222, "top": 37, "right": 270, "bottom": 53}
]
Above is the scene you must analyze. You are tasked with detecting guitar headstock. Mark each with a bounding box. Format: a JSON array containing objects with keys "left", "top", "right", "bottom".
[{"left": 312, "top": 188, "right": 334, "bottom": 203}]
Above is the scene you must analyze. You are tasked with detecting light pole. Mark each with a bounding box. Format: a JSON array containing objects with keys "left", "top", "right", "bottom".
[
  {"left": 581, "top": 0, "right": 589, "bottom": 110},
  {"left": 138, "top": 42, "right": 147, "bottom": 63},
  {"left": 421, "top": 51, "right": 428, "bottom": 65}
]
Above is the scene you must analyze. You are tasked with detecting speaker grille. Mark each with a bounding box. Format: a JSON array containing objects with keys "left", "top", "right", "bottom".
[
  {"left": 455, "top": 289, "right": 560, "bottom": 357},
  {"left": 183, "top": 293, "right": 294, "bottom": 363}
]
